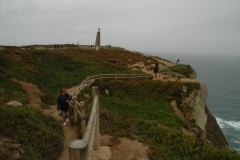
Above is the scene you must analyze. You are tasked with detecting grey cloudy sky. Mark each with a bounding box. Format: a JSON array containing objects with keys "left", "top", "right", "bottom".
[{"left": 0, "top": 0, "right": 240, "bottom": 55}]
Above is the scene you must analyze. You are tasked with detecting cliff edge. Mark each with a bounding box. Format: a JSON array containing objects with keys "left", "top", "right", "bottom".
[{"left": 173, "top": 80, "right": 228, "bottom": 148}]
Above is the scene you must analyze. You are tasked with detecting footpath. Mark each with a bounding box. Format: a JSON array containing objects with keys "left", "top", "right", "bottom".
[{"left": 15, "top": 81, "right": 149, "bottom": 160}]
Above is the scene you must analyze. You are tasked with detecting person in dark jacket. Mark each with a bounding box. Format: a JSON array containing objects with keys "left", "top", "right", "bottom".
[
  {"left": 57, "top": 88, "right": 72, "bottom": 126},
  {"left": 154, "top": 63, "right": 159, "bottom": 78}
]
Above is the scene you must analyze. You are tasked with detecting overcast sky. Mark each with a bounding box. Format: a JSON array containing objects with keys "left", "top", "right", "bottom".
[{"left": 0, "top": 0, "right": 239, "bottom": 55}]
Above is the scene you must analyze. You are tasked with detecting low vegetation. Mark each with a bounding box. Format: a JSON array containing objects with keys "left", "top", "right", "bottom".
[
  {"left": 0, "top": 47, "right": 142, "bottom": 104},
  {"left": 169, "top": 64, "right": 194, "bottom": 78},
  {"left": 86, "top": 80, "right": 239, "bottom": 159},
  {"left": 0, "top": 46, "right": 239, "bottom": 159},
  {"left": 0, "top": 76, "right": 29, "bottom": 106},
  {"left": 0, "top": 106, "right": 64, "bottom": 160}
]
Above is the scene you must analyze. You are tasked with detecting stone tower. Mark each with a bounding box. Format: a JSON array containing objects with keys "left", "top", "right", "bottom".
[{"left": 95, "top": 28, "right": 100, "bottom": 51}]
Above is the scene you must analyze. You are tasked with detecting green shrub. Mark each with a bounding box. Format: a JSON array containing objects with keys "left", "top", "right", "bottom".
[
  {"left": 0, "top": 106, "right": 64, "bottom": 160},
  {"left": 169, "top": 64, "right": 194, "bottom": 78},
  {"left": 0, "top": 76, "right": 29, "bottom": 105}
]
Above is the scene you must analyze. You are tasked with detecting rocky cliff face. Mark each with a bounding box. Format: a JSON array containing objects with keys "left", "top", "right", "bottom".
[{"left": 172, "top": 82, "right": 228, "bottom": 148}]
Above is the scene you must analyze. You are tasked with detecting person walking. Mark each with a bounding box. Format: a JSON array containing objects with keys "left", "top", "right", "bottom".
[
  {"left": 57, "top": 88, "right": 72, "bottom": 126},
  {"left": 154, "top": 63, "right": 159, "bottom": 78}
]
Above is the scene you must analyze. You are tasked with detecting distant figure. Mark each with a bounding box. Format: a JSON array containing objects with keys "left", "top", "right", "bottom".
[
  {"left": 57, "top": 88, "right": 72, "bottom": 126},
  {"left": 177, "top": 59, "right": 180, "bottom": 64},
  {"left": 154, "top": 63, "right": 159, "bottom": 78}
]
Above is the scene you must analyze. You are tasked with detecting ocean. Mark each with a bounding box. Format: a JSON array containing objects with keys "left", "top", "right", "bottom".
[{"left": 151, "top": 53, "right": 240, "bottom": 153}]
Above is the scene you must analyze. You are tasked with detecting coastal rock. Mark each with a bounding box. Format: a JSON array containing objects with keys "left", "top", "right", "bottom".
[
  {"left": 172, "top": 82, "right": 228, "bottom": 147},
  {"left": 6, "top": 100, "right": 23, "bottom": 107},
  {"left": 190, "top": 68, "right": 197, "bottom": 79}
]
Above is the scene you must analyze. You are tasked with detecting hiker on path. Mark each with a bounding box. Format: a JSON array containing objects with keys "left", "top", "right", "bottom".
[
  {"left": 154, "top": 63, "right": 159, "bottom": 78},
  {"left": 57, "top": 88, "right": 72, "bottom": 126},
  {"left": 177, "top": 59, "right": 180, "bottom": 63}
]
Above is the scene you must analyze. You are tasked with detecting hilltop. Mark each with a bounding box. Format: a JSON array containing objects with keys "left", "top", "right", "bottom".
[{"left": 0, "top": 45, "right": 239, "bottom": 159}]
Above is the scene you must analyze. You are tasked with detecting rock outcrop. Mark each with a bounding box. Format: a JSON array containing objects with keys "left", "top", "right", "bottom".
[
  {"left": 0, "top": 136, "right": 28, "bottom": 160},
  {"left": 6, "top": 100, "right": 23, "bottom": 107},
  {"left": 172, "top": 82, "right": 228, "bottom": 147}
]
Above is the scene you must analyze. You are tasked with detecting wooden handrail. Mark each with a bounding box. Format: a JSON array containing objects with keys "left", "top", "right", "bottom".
[
  {"left": 70, "top": 73, "right": 151, "bottom": 96},
  {"left": 68, "top": 73, "right": 151, "bottom": 160},
  {"left": 69, "top": 87, "right": 100, "bottom": 160}
]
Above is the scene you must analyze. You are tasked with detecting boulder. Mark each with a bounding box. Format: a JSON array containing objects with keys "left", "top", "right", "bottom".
[
  {"left": 83, "top": 94, "right": 90, "bottom": 98},
  {"left": 6, "top": 100, "right": 22, "bottom": 107},
  {"left": 105, "top": 89, "right": 109, "bottom": 95}
]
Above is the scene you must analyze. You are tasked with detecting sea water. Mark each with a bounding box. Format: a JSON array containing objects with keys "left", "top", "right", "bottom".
[{"left": 151, "top": 53, "right": 240, "bottom": 153}]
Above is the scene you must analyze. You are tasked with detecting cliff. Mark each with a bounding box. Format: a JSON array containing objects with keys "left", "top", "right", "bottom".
[{"left": 172, "top": 81, "right": 228, "bottom": 148}]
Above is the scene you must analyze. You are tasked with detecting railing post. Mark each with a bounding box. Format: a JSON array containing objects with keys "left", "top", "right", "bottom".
[
  {"left": 73, "top": 96, "right": 77, "bottom": 125},
  {"left": 69, "top": 148, "right": 81, "bottom": 160},
  {"left": 80, "top": 101, "right": 85, "bottom": 138},
  {"left": 92, "top": 86, "right": 100, "bottom": 151},
  {"left": 83, "top": 80, "right": 85, "bottom": 91}
]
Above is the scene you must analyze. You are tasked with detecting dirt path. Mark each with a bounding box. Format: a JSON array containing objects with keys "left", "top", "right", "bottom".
[
  {"left": 15, "top": 81, "right": 150, "bottom": 160},
  {"left": 131, "top": 58, "right": 196, "bottom": 83},
  {"left": 12, "top": 79, "right": 42, "bottom": 107},
  {"left": 44, "top": 86, "right": 79, "bottom": 160},
  {"left": 101, "top": 135, "right": 149, "bottom": 160},
  {"left": 12, "top": 80, "right": 80, "bottom": 160}
]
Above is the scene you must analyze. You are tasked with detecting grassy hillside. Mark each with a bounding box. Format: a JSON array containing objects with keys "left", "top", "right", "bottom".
[
  {"left": 0, "top": 106, "right": 64, "bottom": 160},
  {"left": 0, "top": 47, "right": 144, "bottom": 105},
  {"left": 0, "top": 46, "right": 239, "bottom": 159},
  {"left": 90, "top": 80, "right": 240, "bottom": 159}
]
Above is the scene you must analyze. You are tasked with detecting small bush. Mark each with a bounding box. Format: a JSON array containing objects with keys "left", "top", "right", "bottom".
[{"left": 169, "top": 64, "right": 194, "bottom": 78}]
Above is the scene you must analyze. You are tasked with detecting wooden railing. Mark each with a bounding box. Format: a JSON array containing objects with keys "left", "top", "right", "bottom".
[{"left": 68, "top": 73, "right": 151, "bottom": 160}]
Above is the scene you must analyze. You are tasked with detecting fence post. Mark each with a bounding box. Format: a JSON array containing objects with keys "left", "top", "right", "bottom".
[
  {"left": 69, "top": 148, "right": 81, "bottom": 160},
  {"left": 92, "top": 86, "right": 100, "bottom": 151},
  {"left": 80, "top": 101, "right": 85, "bottom": 138},
  {"left": 83, "top": 79, "right": 85, "bottom": 91},
  {"left": 73, "top": 96, "right": 78, "bottom": 125}
]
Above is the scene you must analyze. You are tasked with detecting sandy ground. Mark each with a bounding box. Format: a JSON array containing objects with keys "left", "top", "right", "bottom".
[{"left": 101, "top": 135, "right": 149, "bottom": 160}]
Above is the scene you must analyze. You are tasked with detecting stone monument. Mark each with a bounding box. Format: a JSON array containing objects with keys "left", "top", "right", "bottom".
[{"left": 95, "top": 28, "right": 100, "bottom": 51}]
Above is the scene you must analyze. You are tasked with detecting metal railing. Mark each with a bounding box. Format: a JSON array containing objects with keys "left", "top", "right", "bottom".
[{"left": 68, "top": 73, "right": 151, "bottom": 160}]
